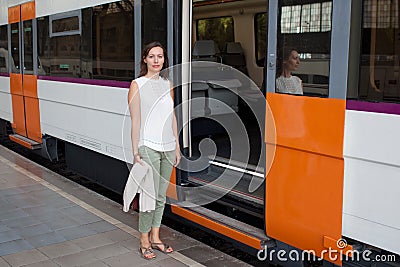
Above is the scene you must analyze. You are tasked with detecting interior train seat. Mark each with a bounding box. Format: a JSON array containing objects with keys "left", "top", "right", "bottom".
[
  {"left": 191, "top": 40, "right": 241, "bottom": 138},
  {"left": 192, "top": 40, "right": 221, "bottom": 62},
  {"left": 222, "top": 42, "right": 248, "bottom": 75}
]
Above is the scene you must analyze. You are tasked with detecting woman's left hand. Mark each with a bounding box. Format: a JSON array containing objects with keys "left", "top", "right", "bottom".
[{"left": 174, "top": 148, "right": 181, "bottom": 167}]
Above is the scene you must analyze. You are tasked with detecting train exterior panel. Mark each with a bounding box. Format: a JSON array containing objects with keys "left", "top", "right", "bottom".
[
  {"left": 0, "top": 77, "right": 12, "bottom": 122},
  {"left": 343, "top": 109, "right": 400, "bottom": 255},
  {"left": 37, "top": 80, "right": 133, "bottom": 163}
]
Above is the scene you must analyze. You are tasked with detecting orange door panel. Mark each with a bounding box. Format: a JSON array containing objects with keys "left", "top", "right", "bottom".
[
  {"left": 11, "top": 95, "right": 26, "bottom": 135},
  {"left": 265, "top": 93, "right": 346, "bottom": 265},
  {"left": 23, "top": 75, "right": 38, "bottom": 98},
  {"left": 10, "top": 73, "right": 23, "bottom": 95},
  {"left": 266, "top": 145, "right": 344, "bottom": 265},
  {"left": 24, "top": 97, "right": 41, "bottom": 143},
  {"left": 21, "top": 1, "right": 35, "bottom": 21}
]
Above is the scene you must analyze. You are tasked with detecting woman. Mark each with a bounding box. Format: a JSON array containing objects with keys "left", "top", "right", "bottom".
[
  {"left": 276, "top": 47, "right": 303, "bottom": 95},
  {"left": 128, "top": 42, "right": 181, "bottom": 259}
]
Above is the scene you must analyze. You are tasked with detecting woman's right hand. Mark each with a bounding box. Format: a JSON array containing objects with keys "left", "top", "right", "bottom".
[{"left": 134, "top": 153, "right": 144, "bottom": 165}]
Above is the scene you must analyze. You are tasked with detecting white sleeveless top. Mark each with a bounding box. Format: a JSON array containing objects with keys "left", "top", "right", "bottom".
[
  {"left": 276, "top": 75, "right": 303, "bottom": 95},
  {"left": 135, "top": 76, "right": 176, "bottom": 151}
]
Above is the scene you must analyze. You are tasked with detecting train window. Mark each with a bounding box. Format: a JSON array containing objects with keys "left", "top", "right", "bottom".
[
  {"left": 10, "top": 23, "right": 20, "bottom": 74},
  {"left": 91, "top": 1, "right": 135, "bottom": 81},
  {"left": 358, "top": 0, "right": 400, "bottom": 103},
  {"left": 37, "top": 17, "right": 50, "bottom": 75},
  {"left": 37, "top": 1, "right": 136, "bottom": 81},
  {"left": 0, "top": 25, "right": 8, "bottom": 74},
  {"left": 197, "top": 16, "right": 234, "bottom": 52},
  {"left": 142, "top": 0, "right": 168, "bottom": 51},
  {"left": 49, "top": 10, "right": 81, "bottom": 37},
  {"left": 23, "top": 20, "right": 34, "bottom": 73},
  {"left": 255, "top": 13, "right": 267, "bottom": 67},
  {"left": 276, "top": 0, "right": 332, "bottom": 97}
]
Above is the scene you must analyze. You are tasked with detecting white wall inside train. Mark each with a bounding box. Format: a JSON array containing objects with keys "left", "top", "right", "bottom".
[
  {"left": 36, "top": 0, "right": 126, "bottom": 17},
  {"left": 343, "top": 110, "right": 400, "bottom": 255},
  {"left": 38, "top": 81, "right": 134, "bottom": 164},
  {"left": 0, "top": 77, "right": 12, "bottom": 122}
]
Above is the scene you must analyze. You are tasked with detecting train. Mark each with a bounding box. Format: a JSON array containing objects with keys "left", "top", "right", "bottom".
[{"left": 0, "top": 0, "right": 399, "bottom": 266}]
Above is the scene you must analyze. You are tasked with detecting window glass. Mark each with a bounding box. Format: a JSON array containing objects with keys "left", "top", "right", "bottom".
[
  {"left": 358, "top": 0, "right": 400, "bottom": 103},
  {"left": 52, "top": 16, "right": 79, "bottom": 33},
  {"left": 255, "top": 13, "right": 267, "bottom": 67},
  {"left": 0, "top": 25, "right": 8, "bottom": 74},
  {"left": 37, "top": 17, "right": 50, "bottom": 75},
  {"left": 23, "top": 20, "right": 34, "bottom": 73},
  {"left": 92, "top": 1, "right": 135, "bottom": 81},
  {"left": 142, "top": 0, "right": 168, "bottom": 50},
  {"left": 276, "top": 0, "right": 332, "bottom": 97},
  {"left": 11, "top": 23, "right": 20, "bottom": 74},
  {"left": 37, "top": 0, "right": 136, "bottom": 81},
  {"left": 197, "top": 17, "right": 234, "bottom": 52}
]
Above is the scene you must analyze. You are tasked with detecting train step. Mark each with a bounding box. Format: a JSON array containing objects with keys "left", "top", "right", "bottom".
[
  {"left": 9, "top": 134, "right": 41, "bottom": 150},
  {"left": 171, "top": 201, "right": 274, "bottom": 250}
]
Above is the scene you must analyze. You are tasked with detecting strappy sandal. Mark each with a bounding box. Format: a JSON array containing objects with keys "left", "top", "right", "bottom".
[
  {"left": 139, "top": 246, "right": 156, "bottom": 259},
  {"left": 151, "top": 242, "right": 173, "bottom": 254}
]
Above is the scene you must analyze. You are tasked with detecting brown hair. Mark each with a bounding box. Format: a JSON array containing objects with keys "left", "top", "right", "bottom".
[
  {"left": 138, "top": 41, "right": 169, "bottom": 79},
  {"left": 276, "top": 46, "right": 298, "bottom": 78}
]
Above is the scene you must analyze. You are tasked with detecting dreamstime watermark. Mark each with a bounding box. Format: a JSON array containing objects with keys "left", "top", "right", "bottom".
[{"left": 257, "top": 239, "right": 398, "bottom": 263}]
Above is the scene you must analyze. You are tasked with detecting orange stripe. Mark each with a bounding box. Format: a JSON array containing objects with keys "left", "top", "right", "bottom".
[
  {"left": 10, "top": 95, "right": 26, "bottom": 136},
  {"left": 24, "top": 97, "right": 42, "bottom": 143},
  {"left": 9, "top": 135, "right": 33, "bottom": 149},
  {"left": 171, "top": 205, "right": 261, "bottom": 249},
  {"left": 266, "top": 93, "right": 345, "bottom": 158},
  {"left": 166, "top": 168, "right": 178, "bottom": 200},
  {"left": 8, "top": 5, "right": 21, "bottom": 24},
  {"left": 21, "top": 1, "right": 35, "bottom": 21}
]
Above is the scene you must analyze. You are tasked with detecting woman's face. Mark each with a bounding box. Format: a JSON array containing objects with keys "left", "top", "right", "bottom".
[
  {"left": 144, "top": 47, "right": 164, "bottom": 74},
  {"left": 284, "top": 50, "right": 300, "bottom": 72}
]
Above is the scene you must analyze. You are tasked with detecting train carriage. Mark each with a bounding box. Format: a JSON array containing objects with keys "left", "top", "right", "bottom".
[{"left": 0, "top": 0, "right": 399, "bottom": 266}]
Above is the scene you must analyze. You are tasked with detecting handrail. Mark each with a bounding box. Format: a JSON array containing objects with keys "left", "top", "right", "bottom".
[{"left": 369, "top": 0, "right": 382, "bottom": 93}]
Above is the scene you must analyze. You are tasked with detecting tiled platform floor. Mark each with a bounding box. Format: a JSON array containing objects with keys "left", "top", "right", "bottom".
[{"left": 0, "top": 145, "right": 250, "bottom": 267}]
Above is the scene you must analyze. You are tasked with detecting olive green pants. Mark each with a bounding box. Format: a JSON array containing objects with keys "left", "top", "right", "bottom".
[{"left": 138, "top": 146, "right": 175, "bottom": 233}]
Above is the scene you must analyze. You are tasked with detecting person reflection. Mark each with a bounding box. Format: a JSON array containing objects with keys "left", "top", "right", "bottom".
[{"left": 276, "top": 47, "right": 303, "bottom": 95}]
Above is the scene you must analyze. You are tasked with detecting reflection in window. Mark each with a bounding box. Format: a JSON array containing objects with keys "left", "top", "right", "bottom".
[
  {"left": 0, "top": 25, "right": 8, "bottom": 74},
  {"left": 197, "top": 17, "right": 234, "bottom": 52},
  {"left": 52, "top": 16, "right": 79, "bottom": 33},
  {"left": 281, "top": 1, "right": 331, "bottom": 33},
  {"left": 142, "top": 0, "right": 168, "bottom": 51},
  {"left": 11, "top": 23, "right": 20, "bottom": 73},
  {"left": 37, "top": 1, "right": 136, "bottom": 81},
  {"left": 363, "top": 0, "right": 398, "bottom": 28},
  {"left": 92, "top": 1, "right": 135, "bottom": 81},
  {"left": 23, "top": 20, "right": 34, "bottom": 73},
  {"left": 358, "top": 0, "right": 400, "bottom": 103},
  {"left": 255, "top": 13, "right": 267, "bottom": 66},
  {"left": 277, "top": 0, "right": 331, "bottom": 97}
]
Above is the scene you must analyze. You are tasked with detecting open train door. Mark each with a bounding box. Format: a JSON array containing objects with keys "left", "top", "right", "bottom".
[
  {"left": 8, "top": 1, "right": 42, "bottom": 149},
  {"left": 265, "top": 0, "right": 352, "bottom": 265}
]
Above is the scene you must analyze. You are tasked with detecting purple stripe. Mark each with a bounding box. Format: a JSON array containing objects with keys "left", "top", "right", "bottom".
[
  {"left": 347, "top": 100, "right": 400, "bottom": 115},
  {"left": 38, "top": 76, "right": 131, "bottom": 88},
  {"left": 0, "top": 73, "right": 10, "bottom": 77}
]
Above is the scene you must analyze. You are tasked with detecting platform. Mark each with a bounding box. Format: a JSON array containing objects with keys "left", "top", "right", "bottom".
[{"left": 0, "top": 145, "right": 250, "bottom": 267}]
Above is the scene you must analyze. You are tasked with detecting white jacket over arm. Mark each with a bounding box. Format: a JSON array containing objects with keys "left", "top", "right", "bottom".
[{"left": 123, "top": 162, "right": 155, "bottom": 212}]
